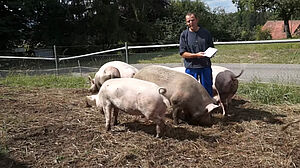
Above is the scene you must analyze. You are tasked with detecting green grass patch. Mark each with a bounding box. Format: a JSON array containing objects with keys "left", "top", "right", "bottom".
[
  {"left": 130, "top": 50, "right": 181, "bottom": 64},
  {"left": 213, "top": 43, "right": 300, "bottom": 64},
  {"left": 1, "top": 74, "right": 300, "bottom": 105},
  {"left": 0, "top": 74, "right": 88, "bottom": 89},
  {"left": 133, "top": 43, "right": 300, "bottom": 64},
  {"left": 238, "top": 81, "right": 300, "bottom": 105},
  {"left": 0, "top": 146, "right": 8, "bottom": 156}
]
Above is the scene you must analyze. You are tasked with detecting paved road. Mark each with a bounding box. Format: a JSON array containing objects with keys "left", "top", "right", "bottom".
[
  {"left": 1, "top": 63, "right": 299, "bottom": 85},
  {"left": 132, "top": 63, "right": 300, "bottom": 85}
]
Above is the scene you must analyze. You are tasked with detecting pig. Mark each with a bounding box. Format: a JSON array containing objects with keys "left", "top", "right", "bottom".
[
  {"left": 133, "top": 65, "right": 219, "bottom": 126},
  {"left": 171, "top": 66, "right": 243, "bottom": 116},
  {"left": 86, "top": 78, "right": 170, "bottom": 137},
  {"left": 171, "top": 66, "right": 221, "bottom": 106},
  {"left": 211, "top": 65, "right": 243, "bottom": 116},
  {"left": 89, "top": 66, "right": 120, "bottom": 94},
  {"left": 88, "top": 61, "right": 138, "bottom": 94}
]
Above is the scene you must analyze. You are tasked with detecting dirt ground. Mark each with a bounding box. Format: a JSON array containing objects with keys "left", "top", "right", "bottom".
[{"left": 0, "top": 86, "right": 299, "bottom": 168}]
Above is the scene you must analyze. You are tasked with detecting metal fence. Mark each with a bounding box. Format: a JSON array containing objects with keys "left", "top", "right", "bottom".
[{"left": 0, "top": 39, "right": 299, "bottom": 77}]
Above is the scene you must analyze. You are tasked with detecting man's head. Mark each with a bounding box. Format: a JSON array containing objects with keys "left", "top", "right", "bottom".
[{"left": 185, "top": 12, "right": 199, "bottom": 32}]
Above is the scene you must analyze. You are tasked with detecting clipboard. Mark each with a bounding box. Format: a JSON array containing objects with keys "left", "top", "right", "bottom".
[{"left": 204, "top": 47, "right": 218, "bottom": 58}]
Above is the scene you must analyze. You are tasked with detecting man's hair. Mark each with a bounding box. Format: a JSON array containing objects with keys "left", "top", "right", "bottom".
[{"left": 186, "top": 12, "right": 197, "bottom": 19}]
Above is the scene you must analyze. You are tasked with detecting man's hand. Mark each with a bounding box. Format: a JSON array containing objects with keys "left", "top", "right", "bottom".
[{"left": 196, "top": 52, "right": 205, "bottom": 58}]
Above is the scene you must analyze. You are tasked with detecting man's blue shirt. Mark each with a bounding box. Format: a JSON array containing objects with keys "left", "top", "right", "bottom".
[{"left": 179, "top": 26, "right": 214, "bottom": 68}]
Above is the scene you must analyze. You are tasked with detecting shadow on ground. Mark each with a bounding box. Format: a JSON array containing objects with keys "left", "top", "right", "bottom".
[
  {"left": 0, "top": 154, "right": 28, "bottom": 168},
  {"left": 214, "top": 99, "right": 286, "bottom": 125}
]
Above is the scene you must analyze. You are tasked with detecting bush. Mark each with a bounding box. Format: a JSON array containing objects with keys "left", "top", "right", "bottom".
[{"left": 255, "top": 26, "right": 272, "bottom": 40}]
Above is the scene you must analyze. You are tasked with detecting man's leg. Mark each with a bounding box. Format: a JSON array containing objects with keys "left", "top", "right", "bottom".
[
  {"left": 185, "top": 67, "right": 213, "bottom": 97},
  {"left": 199, "top": 67, "right": 213, "bottom": 97},
  {"left": 185, "top": 68, "right": 198, "bottom": 80}
]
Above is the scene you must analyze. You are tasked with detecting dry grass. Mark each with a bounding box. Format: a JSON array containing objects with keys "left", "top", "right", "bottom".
[{"left": 0, "top": 87, "right": 299, "bottom": 167}]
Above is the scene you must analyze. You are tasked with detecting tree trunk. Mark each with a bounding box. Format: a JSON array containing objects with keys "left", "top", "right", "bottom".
[
  {"left": 283, "top": 19, "right": 292, "bottom": 38},
  {"left": 131, "top": 2, "right": 140, "bottom": 22}
]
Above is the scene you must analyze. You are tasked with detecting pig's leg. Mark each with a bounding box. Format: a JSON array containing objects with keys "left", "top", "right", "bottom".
[
  {"left": 172, "top": 107, "right": 181, "bottom": 125},
  {"left": 221, "top": 97, "right": 229, "bottom": 116},
  {"left": 170, "top": 96, "right": 182, "bottom": 125},
  {"left": 104, "top": 103, "right": 113, "bottom": 131},
  {"left": 153, "top": 119, "right": 166, "bottom": 138},
  {"left": 224, "top": 102, "right": 229, "bottom": 116},
  {"left": 220, "top": 102, "right": 226, "bottom": 116},
  {"left": 151, "top": 115, "right": 166, "bottom": 138},
  {"left": 112, "top": 108, "right": 119, "bottom": 126}
]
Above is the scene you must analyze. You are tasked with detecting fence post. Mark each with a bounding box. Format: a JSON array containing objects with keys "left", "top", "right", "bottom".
[
  {"left": 125, "top": 42, "right": 129, "bottom": 63},
  {"left": 53, "top": 45, "right": 59, "bottom": 75},
  {"left": 78, "top": 60, "right": 82, "bottom": 76}
]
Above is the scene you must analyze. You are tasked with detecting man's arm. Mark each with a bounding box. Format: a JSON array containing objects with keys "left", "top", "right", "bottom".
[{"left": 181, "top": 51, "right": 205, "bottom": 58}]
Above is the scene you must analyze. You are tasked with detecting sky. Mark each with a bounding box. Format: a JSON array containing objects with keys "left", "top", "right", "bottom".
[{"left": 201, "top": 0, "right": 237, "bottom": 13}]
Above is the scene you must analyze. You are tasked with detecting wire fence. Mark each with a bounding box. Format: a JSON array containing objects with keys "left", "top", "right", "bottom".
[{"left": 0, "top": 39, "right": 299, "bottom": 77}]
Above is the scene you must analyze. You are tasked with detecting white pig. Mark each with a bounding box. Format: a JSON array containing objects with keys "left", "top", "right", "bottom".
[
  {"left": 89, "top": 61, "right": 138, "bottom": 94},
  {"left": 86, "top": 78, "right": 169, "bottom": 137}
]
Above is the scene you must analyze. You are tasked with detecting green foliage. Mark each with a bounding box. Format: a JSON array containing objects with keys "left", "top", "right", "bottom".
[
  {"left": 225, "top": 9, "right": 271, "bottom": 41},
  {"left": 0, "top": 74, "right": 88, "bottom": 88},
  {"left": 254, "top": 25, "right": 272, "bottom": 40},
  {"left": 1, "top": 0, "right": 297, "bottom": 51},
  {"left": 32, "top": 0, "right": 72, "bottom": 46},
  {"left": 0, "top": 0, "right": 171, "bottom": 49},
  {"left": 155, "top": 0, "right": 210, "bottom": 43},
  {"left": 87, "top": 0, "right": 121, "bottom": 47},
  {"left": 240, "top": 30, "right": 255, "bottom": 41},
  {"left": 0, "top": 0, "right": 30, "bottom": 49},
  {"left": 238, "top": 81, "right": 300, "bottom": 104},
  {"left": 210, "top": 10, "right": 238, "bottom": 41}
]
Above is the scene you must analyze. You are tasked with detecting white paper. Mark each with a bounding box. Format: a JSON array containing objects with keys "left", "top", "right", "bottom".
[{"left": 204, "top": 47, "right": 218, "bottom": 58}]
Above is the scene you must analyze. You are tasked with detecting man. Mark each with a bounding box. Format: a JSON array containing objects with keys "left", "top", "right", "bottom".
[{"left": 179, "top": 12, "right": 214, "bottom": 97}]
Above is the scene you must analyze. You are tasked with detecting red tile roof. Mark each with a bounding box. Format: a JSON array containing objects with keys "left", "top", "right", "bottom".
[{"left": 262, "top": 20, "right": 300, "bottom": 39}]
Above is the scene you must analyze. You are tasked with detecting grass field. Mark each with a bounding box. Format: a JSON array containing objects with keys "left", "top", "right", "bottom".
[
  {"left": 1, "top": 74, "right": 300, "bottom": 105},
  {"left": 135, "top": 42, "right": 300, "bottom": 64}
]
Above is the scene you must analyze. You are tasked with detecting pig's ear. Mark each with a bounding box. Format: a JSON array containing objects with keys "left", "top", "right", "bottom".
[{"left": 206, "top": 103, "right": 219, "bottom": 113}]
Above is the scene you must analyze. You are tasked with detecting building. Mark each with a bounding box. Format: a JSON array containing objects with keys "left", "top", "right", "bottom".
[{"left": 262, "top": 20, "right": 300, "bottom": 39}]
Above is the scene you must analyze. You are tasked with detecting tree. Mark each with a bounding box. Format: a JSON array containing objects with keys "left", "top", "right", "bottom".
[
  {"left": 31, "top": 0, "right": 71, "bottom": 46},
  {"left": 155, "top": 0, "right": 210, "bottom": 43},
  {"left": 117, "top": 0, "right": 170, "bottom": 44},
  {"left": 233, "top": 0, "right": 300, "bottom": 38},
  {"left": 210, "top": 8, "right": 239, "bottom": 41},
  {"left": 86, "top": 0, "right": 120, "bottom": 48},
  {"left": 0, "top": 0, "right": 31, "bottom": 49},
  {"left": 272, "top": 0, "right": 300, "bottom": 38}
]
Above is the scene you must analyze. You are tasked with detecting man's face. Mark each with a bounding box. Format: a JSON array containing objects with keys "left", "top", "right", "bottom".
[{"left": 185, "top": 14, "right": 198, "bottom": 31}]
